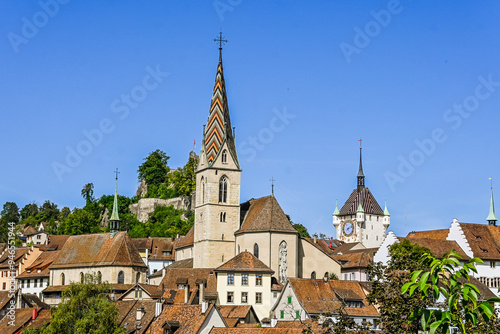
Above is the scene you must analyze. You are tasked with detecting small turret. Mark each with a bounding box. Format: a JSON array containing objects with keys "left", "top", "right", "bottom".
[
  {"left": 487, "top": 180, "right": 497, "bottom": 226},
  {"left": 110, "top": 168, "right": 120, "bottom": 238},
  {"left": 357, "top": 140, "right": 365, "bottom": 192},
  {"left": 356, "top": 202, "right": 365, "bottom": 222}
]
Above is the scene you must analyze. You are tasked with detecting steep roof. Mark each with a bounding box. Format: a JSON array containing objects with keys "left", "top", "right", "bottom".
[
  {"left": 39, "top": 234, "right": 69, "bottom": 251},
  {"left": 406, "top": 229, "right": 449, "bottom": 240},
  {"left": 338, "top": 188, "right": 384, "bottom": 216},
  {"left": 215, "top": 251, "right": 274, "bottom": 273},
  {"left": 148, "top": 304, "right": 216, "bottom": 334},
  {"left": 405, "top": 237, "right": 470, "bottom": 260},
  {"left": 0, "top": 247, "right": 30, "bottom": 269},
  {"left": 0, "top": 308, "right": 40, "bottom": 334},
  {"left": 218, "top": 305, "right": 253, "bottom": 319},
  {"left": 174, "top": 226, "right": 194, "bottom": 250},
  {"left": 116, "top": 300, "right": 157, "bottom": 334},
  {"left": 459, "top": 223, "right": 500, "bottom": 260},
  {"left": 159, "top": 268, "right": 217, "bottom": 299},
  {"left": 50, "top": 231, "right": 146, "bottom": 269},
  {"left": 236, "top": 196, "right": 298, "bottom": 235},
  {"left": 18, "top": 251, "right": 60, "bottom": 279},
  {"left": 330, "top": 248, "right": 377, "bottom": 269},
  {"left": 288, "top": 278, "right": 379, "bottom": 317},
  {"left": 203, "top": 50, "right": 239, "bottom": 168}
]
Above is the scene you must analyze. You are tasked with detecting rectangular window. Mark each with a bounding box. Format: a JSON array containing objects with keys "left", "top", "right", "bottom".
[
  {"left": 227, "top": 292, "right": 234, "bottom": 303},
  {"left": 280, "top": 310, "right": 284, "bottom": 319},
  {"left": 256, "top": 275, "right": 262, "bottom": 286},
  {"left": 256, "top": 292, "right": 262, "bottom": 304},
  {"left": 351, "top": 272, "right": 356, "bottom": 281},
  {"left": 27, "top": 280, "right": 30, "bottom": 288},
  {"left": 273, "top": 292, "right": 277, "bottom": 298},
  {"left": 242, "top": 274, "right": 248, "bottom": 286},
  {"left": 296, "top": 310, "right": 300, "bottom": 319},
  {"left": 491, "top": 261, "right": 496, "bottom": 269},
  {"left": 37, "top": 235, "right": 41, "bottom": 239},
  {"left": 241, "top": 292, "right": 248, "bottom": 303},
  {"left": 34, "top": 279, "right": 38, "bottom": 288},
  {"left": 227, "top": 273, "right": 234, "bottom": 285},
  {"left": 287, "top": 296, "right": 292, "bottom": 304}
]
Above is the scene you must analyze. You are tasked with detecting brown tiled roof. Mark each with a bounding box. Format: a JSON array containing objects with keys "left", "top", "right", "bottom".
[
  {"left": 24, "top": 309, "right": 51, "bottom": 330},
  {"left": 21, "top": 294, "right": 50, "bottom": 310},
  {"left": 467, "top": 276, "right": 497, "bottom": 300},
  {"left": 210, "top": 328, "right": 304, "bottom": 333},
  {"left": 148, "top": 304, "right": 215, "bottom": 334},
  {"left": 43, "top": 284, "right": 134, "bottom": 293},
  {"left": 404, "top": 238, "right": 470, "bottom": 260},
  {"left": 119, "top": 284, "right": 163, "bottom": 300},
  {"left": 174, "top": 227, "right": 195, "bottom": 249},
  {"left": 271, "top": 276, "right": 284, "bottom": 291},
  {"left": 116, "top": 300, "right": 157, "bottom": 334},
  {"left": 131, "top": 238, "right": 149, "bottom": 251},
  {"left": 338, "top": 188, "right": 384, "bottom": 216},
  {"left": 22, "top": 226, "right": 37, "bottom": 236},
  {"left": 169, "top": 258, "right": 194, "bottom": 269},
  {"left": 0, "top": 247, "right": 30, "bottom": 269},
  {"left": 304, "top": 238, "right": 335, "bottom": 255},
  {"left": 0, "top": 308, "right": 36, "bottom": 334},
  {"left": 236, "top": 196, "right": 298, "bottom": 234},
  {"left": 331, "top": 242, "right": 364, "bottom": 255},
  {"left": 0, "top": 291, "right": 15, "bottom": 310},
  {"left": 275, "top": 319, "right": 327, "bottom": 333},
  {"left": 406, "top": 229, "right": 449, "bottom": 240},
  {"left": 162, "top": 289, "right": 186, "bottom": 304},
  {"left": 459, "top": 223, "right": 500, "bottom": 260},
  {"left": 159, "top": 268, "right": 217, "bottom": 299},
  {"left": 218, "top": 305, "right": 252, "bottom": 319},
  {"left": 50, "top": 231, "right": 146, "bottom": 269},
  {"left": 39, "top": 235, "right": 69, "bottom": 251},
  {"left": 148, "top": 237, "right": 175, "bottom": 260},
  {"left": 330, "top": 248, "right": 377, "bottom": 269},
  {"left": 0, "top": 243, "right": 6, "bottom": 255},
  {"left": 215, "top": 251, "right": 274, "bottom": 273},
  {"left": 18, "top": 251, "right": 60, "bottom": 278},
  {"left": 288, "top": 278, "right": 379, "bottom": 317}
]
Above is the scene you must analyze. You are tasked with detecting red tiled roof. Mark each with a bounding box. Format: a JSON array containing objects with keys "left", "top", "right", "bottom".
[
  {"left": 116, "top": 300, "right": 157, "bottom": 334},
  {"left": 330, "top": 248, "right": 377, "bottom": 269},
  {"left": 215, "top": 251, "right": 274, "bottom": 273},
  {"left": 50, "top": 232, "right": 146, "bottom": 269},
  {"left": 18, "top": 251, "right": 60, "bottom": 278},
  {"left": 0, "top": 308, "right": 36, "bottom": 334},
  {"left": 174, "top": 227, "right": 195, "bottom": 250},
  {"left": 459, "top": 223, "right": 500, "bottom": 260},
  {"left": 148, "top": 304, "right": 215, "bottom": 334},
  {"left": 218, "top": 305, "right": 252, "bottom": 319},
  {"left": 159, "top": 268, "right": 217, "bottom": 300},
  {"left": 404, "top": 238, "right": 470, "bottom": 260},
  {"left": 406, "top": 229, "right": 449, "bottom": 240},
  {"left": 236, "top": 196, "right": 298, "bottom": 234},
  {"left": 0, "top": 247, "right": 30, "bottom": 269}
]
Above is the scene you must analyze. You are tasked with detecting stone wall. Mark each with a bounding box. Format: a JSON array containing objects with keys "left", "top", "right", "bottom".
[{"left": 129, "top": 197, "right": 190, "bottom": 223}]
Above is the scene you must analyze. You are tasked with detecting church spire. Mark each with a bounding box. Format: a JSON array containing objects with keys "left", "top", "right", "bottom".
[
  {"left": 110, "top": 168, "right": 120, "bottom": 238},
  {"left": 487, "top": 178, "right": 497, "bottom": 226},
  {"left": 203, "top": 32, "right": 239, "bottom": 168},
  {"left": 357, "top": 139, "right": 365, "bottom": 191}
]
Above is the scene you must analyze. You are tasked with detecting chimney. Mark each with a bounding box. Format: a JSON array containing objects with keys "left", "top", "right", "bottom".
[
  {"left": 201, "top": 301, "right": 207, "bottom": 314},
  {"left": 184, "top": 285, "right": 190, "bottom": 304},
  {"left": 155, "top": 302, "right": 163, "bottom": 318},
  {"left": 313, "top": 235, "right": 317, "bottom": 244},
  {"left": 136, "top": 307, "right": 145, "bottom": 321},
  {"left": 199, "top": 282, "right": 205, "bottom": 304},
  {"left": 32, "top": 309, "right": 38, "bottom": 320}
]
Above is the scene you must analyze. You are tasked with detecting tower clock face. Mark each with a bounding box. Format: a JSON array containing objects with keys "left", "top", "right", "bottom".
[{"left": 343, "top": 220, "right": 354, "bottom": 236}]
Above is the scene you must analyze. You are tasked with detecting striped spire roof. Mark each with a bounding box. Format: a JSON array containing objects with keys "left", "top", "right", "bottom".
[{"left": 203, "top": 50, "right": 238, "bottom": 168}]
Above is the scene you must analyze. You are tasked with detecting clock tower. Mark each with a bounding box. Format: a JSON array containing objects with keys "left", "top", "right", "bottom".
[{"left": 333, "top": 142, "right": 390, "bottom": 248}]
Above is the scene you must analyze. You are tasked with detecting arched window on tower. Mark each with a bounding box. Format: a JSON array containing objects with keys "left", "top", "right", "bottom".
[
  {"left": 201, "top": 177, "right": 205, "bottom": 203},
  {"left": 311, "top": 271, "right": 316, "bottom": 279},
  {"left": 118, "top": 271, "right": 124, "bottom": 284},
  {"left": 60, "top": 273, "right": 65, "bottom": 285},
  {"left": 221, "top": 150, "right": 228, "bottom": 164},
  {"left": 219, "top": 176, "right": 228, "bottom": 203},
  {"left": 254, "top": 243, "right": 259, "bottom": 259}
]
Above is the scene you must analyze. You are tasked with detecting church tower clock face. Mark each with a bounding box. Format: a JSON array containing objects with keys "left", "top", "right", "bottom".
[{"left": 343, "top": 220, "right": 354, "bottom": 236}]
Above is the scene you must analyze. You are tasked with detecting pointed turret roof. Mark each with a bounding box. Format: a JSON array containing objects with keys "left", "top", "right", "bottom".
[
  {"left": 110, "top": 188, "right": 119, "bottom": 221},
  {"left": 357, "top": 142, "right": 365, "bottom": 191},
  {"left": 357, "top": 202, "right": 364, "bottom": 213},
  {"left": 333, "top": 199, "right": 340, "bottom": 215},
  {"left": 384, "top": 199, "right": 390, "bottom": 216},
  {"left": 487, "top": 186, "right": 498, "bottom": 224},
  {"left": 203, "top": 50, "right": 239, "bottom": 168},
  {"left": 339, "top": 188, "right": 384, "bottom": 216}
]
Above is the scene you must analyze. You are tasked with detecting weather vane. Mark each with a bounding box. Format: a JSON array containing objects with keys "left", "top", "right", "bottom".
[
  {"left": 270, "top": 177, "right": 275, "bottom": 195},
  {"left": 214, "top": 31, "right": 227, "bottom": 50},
  {"left": 359, "top": 138, "right": 362, "bottom": 149}
]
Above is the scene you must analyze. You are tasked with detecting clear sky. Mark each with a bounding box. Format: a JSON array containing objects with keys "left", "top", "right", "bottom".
[{"left": 1, "top": 1, "right": 500, "bottom": 239}]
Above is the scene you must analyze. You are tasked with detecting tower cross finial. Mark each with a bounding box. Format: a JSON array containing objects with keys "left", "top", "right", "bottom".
[
  {"left": 214, "top": 31, "right": 228, "bottom": 50},
  {"left": 114, "top": 168, "right": 120, "bottom": 181},
  {"left": 270, "top": 177, "right": 276, "bottom": 195}
]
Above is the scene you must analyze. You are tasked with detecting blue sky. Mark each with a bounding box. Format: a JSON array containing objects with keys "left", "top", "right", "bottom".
[{"left": 1, "top": 1, "right": 500, "bottom": 239}]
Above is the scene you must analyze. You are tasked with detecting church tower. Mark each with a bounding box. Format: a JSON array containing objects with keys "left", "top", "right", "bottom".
[
  {"left": 333, "top": 142, "right": 389, "bottom": 248},
  {"left": 193, "top": 43, "right": 241, "bottom": 268},
  {"left": 110, "top": 169, "right": 120, "bottom": 238},
  {"left": 486, "top": 180, "right": 497, "bottom": 226}
]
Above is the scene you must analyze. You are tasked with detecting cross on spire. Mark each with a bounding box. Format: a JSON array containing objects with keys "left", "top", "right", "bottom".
[
  {"left": 214, "top": 31, "right": 227, "bottom": 50},
  {"left": 114, "top": 168, "right": 120, "bottom": 181},
  {"left": 270, "top": 177, "right": 276, "bottom": 196}
]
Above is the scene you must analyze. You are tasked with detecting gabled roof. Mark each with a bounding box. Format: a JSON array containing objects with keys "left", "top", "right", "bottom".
[
  {"left": 215, "top": 251, "right": 274, "bottom": 273},
  {"left": 404, "top": 237, "right": 470, "bottom": 260},
  {"left": 116, "top": 300, "right": 157, "bottom": 334},
  {"left": 148, "top": 304, "right": 217, "bottom": 334},
  {"left": 331, "top": 248, "right": 377, "bottom": 269},
  {"left": 217, "top": 305, "right": 253, "bottom": 319},
  {"left": 406, "top": 229, "right": 449, "bottom": 240},
  {"left": 458, "top": 223, "right": 500, "bottom": 260},
  {"left": 174, "top": 227, "right": 194, "bottom": 250},
  {"left": 236, "top": 196, "right": 298, "bottom": 235},
  {"left": 0, "top": 291, "right": 15, "bottom": 311},
  {"left": 18, "top": 251, "right": 60, "bottom": 278},
  {"left": 50, "top": 232, "right": 146, "bottom": 269},
  {"left": 118, "top": 283, "right": 163, "bottom": 300},
  {"left": 168, "top": 258, "right": 194, "bottom": 269},
  {"left": 159, "top": 268, "right": 217, "bottom": 299},
  {"left": 287, "top": 278, "right": 379, "bottom": 317},
  {"left": 0, "top": 308, "right": 46, "bottom": 334},
  {"left": 0, "top": 247, "right": 30, "bottom": 269},
  {"left": 39, "top": 235, "right": 69, "bottom": 251},
  {"left": 338, "top": 188, "right": 384, "bottom": 216}
]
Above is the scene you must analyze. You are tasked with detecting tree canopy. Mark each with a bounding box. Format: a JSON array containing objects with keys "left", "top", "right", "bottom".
[{"left": 137, "top": 149, "right": 170, "bottom": 187}]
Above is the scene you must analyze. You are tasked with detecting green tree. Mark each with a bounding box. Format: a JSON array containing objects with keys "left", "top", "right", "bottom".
[
  {"left": 138, "top": 149, "right": 170, "bottom": 189},
  {"left": 58, "top": 206, "right": 71, "bottom": 221},
  {"left": 20, "top": 202, "right": 39, "bottom": 221},
  {"left": 366, "top": 239, "right": 432, "bottom": 333},
  {"left": 169, "top": 156, "right": 198, "bottom": 197},
  {"left": 35, "top": 201, "right": 59, "bottom": 222},
  {"left": 39, "top": 273, "right": 125, "bottom": 334},
  {"left": 81, "top": 183, "right": 95, "bottom": 206},
  {"left": 402, "top": 251, "right": 500, "bottom": 334},
  {"left": 1, "top": 202, "right": 20, "bottom": 223},
  {"left": 147, "top": 205, "right": 193, "bottom": 237},
  {"left": 59, "top": 209, "right": 100, "bottom": 235},
  {"left": 292, "top": 223, "right": 310, "bottom": 238}
]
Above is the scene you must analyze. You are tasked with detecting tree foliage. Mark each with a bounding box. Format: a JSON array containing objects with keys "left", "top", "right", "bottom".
[
  {"left": 169, "top": 156, "right": 197, "bottom": 197},
  {"left": 20, "top": 203, "right": 39, "bottom": 221},
  {"left": 128, "top": 205, "right": 193, "bottom": 238},
  {"left": 81, "top": 183, "right": 95, "bottom": 206},
  {"left": 366, "top": 239, "right": 432, "bottom": 333},
  {"left": 292, "top": 223, "right": 310, "bottom": 238},
  {"left": 39, "top": 273, "right": 125, "bottom": 334},
  {"left": 402, "top": 251, "right": 500, "bottom": 334},
  {"left": 138, "top": 149, "right": 170, "bottom": 188},
  {"left": 58, "top": 209, "right": 100, "bottom": 235}
]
